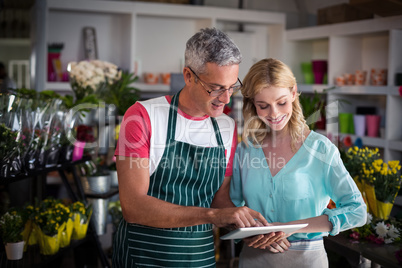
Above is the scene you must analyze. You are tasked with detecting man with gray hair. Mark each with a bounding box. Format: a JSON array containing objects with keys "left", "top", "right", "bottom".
[{"left": 112, "top": 28, "right": 280, "bottom": 267}]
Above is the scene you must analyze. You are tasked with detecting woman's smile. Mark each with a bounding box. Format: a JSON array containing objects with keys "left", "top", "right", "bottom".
[{"left": 268, "top": 114, "right": 286, "bottom": 124}]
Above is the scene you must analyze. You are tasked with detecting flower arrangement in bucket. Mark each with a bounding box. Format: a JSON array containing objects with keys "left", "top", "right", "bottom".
[
  {"left": 361, "top": 159, "right": 401, "bottom": 220},
  {"left": 70, "top": 201, "right": 92, "bottom": 240},
  {"left": 64, "top": 60, "right": 122, "bottom": 110},
  {"left": 344, "top": 146, "right": 380, "bottom": 193},
  {"left": 343, "top": 146, "right": 402, "bottom": 220},
  {"left": 0, "top": 210, "right": 25, "bottom": 260},
  {"left": 33, "top": 198, "right": 73, "bottom": 255}
]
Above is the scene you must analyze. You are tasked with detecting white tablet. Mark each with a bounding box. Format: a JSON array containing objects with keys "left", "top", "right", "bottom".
[{"left": 220, "top": 223, "right": 308, "bottom": 240}]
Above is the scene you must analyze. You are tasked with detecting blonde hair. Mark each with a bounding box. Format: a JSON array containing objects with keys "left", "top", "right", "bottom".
[{"left": 241, "top": 58, "right": 308, "bottom": 151}]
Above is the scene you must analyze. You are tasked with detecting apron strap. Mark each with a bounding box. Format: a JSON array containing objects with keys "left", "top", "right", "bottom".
[{"left": 167, "top": 90, "right": 225, "bottom": 148}]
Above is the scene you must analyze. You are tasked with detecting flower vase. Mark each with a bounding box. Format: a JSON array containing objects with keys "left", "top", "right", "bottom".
[
  {"left": 352, "top": 176, "right": 369, "bottom": 211},
  {"left": 21, "top": 219, "right": 37, "bottom": 251},
  {"left": 363, "top": 183, "right": 377, "bottom": 217},
  {"left": 363, "top": 183, "right": 378, "bottom": 217},
  {"left": 110, "top": 170, "right": 118, "bottom": 187},
  {"left": 366, "top": 115, "right": 381, "bottom": 137},
  {"left": 34, "top": 223, "right": 63, "bottom": 255},
  {"left": 5, "top": 241, "right": 25, "bottom": 260},
  {"left": 71, "top": 211, "right": 92, "bottom": 240}
]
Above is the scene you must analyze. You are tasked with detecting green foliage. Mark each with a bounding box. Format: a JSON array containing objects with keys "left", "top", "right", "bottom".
[
  {"left": 39, "top": 90, "right": 62, "bottom": 101},
  {"left": 0, "top": 123, "right": 19, "bottom": 159},
  {"left": 299, "top": 90, "right": 325, "bottom": 130},
  {"left": 108, "top": 200, "right": 122, "bottom": 229},
  {"left": 13, "top": 88, "right": 37, "bottom": 99},
  {"left": 96, "top": 71, "right": 139, "bottom": 116}
]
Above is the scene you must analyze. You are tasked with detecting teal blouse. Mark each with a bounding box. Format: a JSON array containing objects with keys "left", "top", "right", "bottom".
[{"left": 230, "top": 131, "right": 367, "bottom": 241}]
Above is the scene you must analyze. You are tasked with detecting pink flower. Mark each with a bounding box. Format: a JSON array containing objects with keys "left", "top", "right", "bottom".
[
  {"left": 374, "top": 237, "right": 384, "bottom": 245},
  {"left": 350, "top": 231, "right": 360, "bottom": 240}
]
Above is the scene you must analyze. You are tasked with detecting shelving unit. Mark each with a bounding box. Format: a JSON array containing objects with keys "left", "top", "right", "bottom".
[
  {"left": 0, "top": 38, "right": 31, "bottom": 88},
  {"left": 31, "top": 0, "right": 285, "bottom": 95},
  {"left": 284, "top": 15, "right": 402, "bottom": 163}
]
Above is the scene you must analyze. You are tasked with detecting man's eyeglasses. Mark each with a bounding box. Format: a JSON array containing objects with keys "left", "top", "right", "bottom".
[{"left": 188, "top": 67, "right": 242, "bottom": 97}]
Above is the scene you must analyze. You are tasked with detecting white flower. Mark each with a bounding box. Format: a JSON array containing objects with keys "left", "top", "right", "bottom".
[
  {"left": 384, "top": 238, "right": 394, "bottom": 244},
  {"left": 388, "top": 225, "right": 400, "bottom": 239},
  {"left": 375, "top": 221, "right": 389, "bottom": 238},
  {"left": 366, "top": 213, "right": 373, "bottom": 225},
  {"left": 68, "top": 59, "right": 121, "bottom": 94}
]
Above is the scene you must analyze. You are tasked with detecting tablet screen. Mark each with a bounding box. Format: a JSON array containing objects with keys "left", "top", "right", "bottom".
[{"left": 220, "top": 223, "right": 308, "bottom": 240}]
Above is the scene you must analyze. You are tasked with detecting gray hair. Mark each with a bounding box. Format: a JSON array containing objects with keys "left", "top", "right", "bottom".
[{"left": 185, "top": 28, "right": 242, "bottom": 74}]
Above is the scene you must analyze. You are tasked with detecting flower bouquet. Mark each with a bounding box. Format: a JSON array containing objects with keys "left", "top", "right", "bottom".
[
  {"left": 348, "top": 213, "right": 401, "bottom": 245},
  {"left": 70, "top": 201, "right": 92, "bottom": 240},
  {"left": 0, "top": 91, "right": 25, "bottom": 178},
  {"left": 65, "top": 60, "right": 122, "bottom": 118},
  {"left": 0, "top": 123, "right": 21, "bottom": 178},
  {"left": 362, "top": 159, "right": 402, "bottom": 219},
  {"left": 0, "top": 210, "right": 25, "bottom": 244},
  {"left": 33, "top": 198, "right": 72, "bottom": 255},
  {"left": 0, "top": 210, "right": 25, "bottom": 260},
  {"left": 343, "top": 146, "right": 381, "bottom": 211},
  {"left": 20, "top": 204, "right": 38, "bottom": 251}
]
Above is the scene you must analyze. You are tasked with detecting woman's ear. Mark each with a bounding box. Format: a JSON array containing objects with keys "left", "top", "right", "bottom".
[{"left": 291, "top": 84, "right": 297, "bottom": 101}]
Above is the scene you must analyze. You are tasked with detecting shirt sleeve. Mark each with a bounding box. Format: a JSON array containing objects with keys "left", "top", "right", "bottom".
[
  {"left": 322, "top": 145, "right": 367, "bottom": 236},
  {"left": 230, "top": 142, "right": 245, "bottom": 207},
  {"left": 224, "top": 122, "right": 238, "bottom": 177},
  {"left": 114, "top": 101, "right": 151, "bottom": 158}
]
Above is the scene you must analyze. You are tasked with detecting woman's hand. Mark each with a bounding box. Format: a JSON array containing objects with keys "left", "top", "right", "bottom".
[
  {"left": 264, "top": 238, "right": 291, "bottom": 253},
  {"left": 243, "top": 231, "right": 288, "bottom": 252}
]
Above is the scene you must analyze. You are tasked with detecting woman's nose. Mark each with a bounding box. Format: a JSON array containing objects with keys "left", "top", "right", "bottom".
[{"left": 269, "top": 106, "right": 279, "bottom": 118}]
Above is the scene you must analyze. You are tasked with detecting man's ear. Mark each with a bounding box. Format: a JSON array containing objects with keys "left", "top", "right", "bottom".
[{"left": 183, "top": 67, "right": 192, "bottom": 85}]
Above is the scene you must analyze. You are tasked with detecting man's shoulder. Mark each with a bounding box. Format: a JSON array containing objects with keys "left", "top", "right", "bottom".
[
  {"left": 138, "top": 95, "right": 169, "bottom": 107},
  {"left": 214, "top": 113, "right": 235, "bottom": 127}
]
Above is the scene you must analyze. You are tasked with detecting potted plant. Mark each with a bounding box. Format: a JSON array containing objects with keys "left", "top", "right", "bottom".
[
  {"left": 70, "top": 201, "right": 92, "bottom": 240},
  {"left": 299, "top": 89, "right": 327, "bottom": 131},
  {"left": 0, "top": 210, "right": 25, "bottom": 260},
  {"left": 96, "top": 70, "right": 140, "bottom": 118}
]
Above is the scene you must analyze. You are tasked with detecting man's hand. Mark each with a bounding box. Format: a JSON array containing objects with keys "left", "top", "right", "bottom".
[{"left": 211, "top": 206, "right": 268, "bottom": 229}]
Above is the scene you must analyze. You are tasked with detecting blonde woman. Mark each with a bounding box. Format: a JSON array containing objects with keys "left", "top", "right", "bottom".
[{"left": 230, "top": 58, "right": 367, "bottom": 267}]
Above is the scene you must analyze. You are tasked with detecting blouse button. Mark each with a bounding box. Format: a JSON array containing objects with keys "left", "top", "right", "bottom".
[
  {"left": 271, "top": 209, "right": 274, "bottom": 212},
  {"left": 270, "top": 194, "right": 273, "bottom": 198}
]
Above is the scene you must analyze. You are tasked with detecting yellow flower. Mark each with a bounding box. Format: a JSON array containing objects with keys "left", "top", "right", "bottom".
[{"left": 389, "top": 160, "right": 400, "bottom": 170}]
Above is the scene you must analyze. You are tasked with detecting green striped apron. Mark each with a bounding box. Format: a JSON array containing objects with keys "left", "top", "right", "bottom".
[{"left": 113, "top": 91, "right": 226, "bottom": 267}]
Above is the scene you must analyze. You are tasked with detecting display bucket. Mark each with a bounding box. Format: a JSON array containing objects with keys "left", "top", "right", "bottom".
[{"left": 88, "top": 198, "right": 109, "bottom": 235}]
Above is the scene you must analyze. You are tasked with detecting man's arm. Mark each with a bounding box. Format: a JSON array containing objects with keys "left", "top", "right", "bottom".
[
  {"left": 117, "top": 156, "right": 268, "bottom": 229},
  {"left": 211, "top": 176, "right": 235, "bottom": 208}
]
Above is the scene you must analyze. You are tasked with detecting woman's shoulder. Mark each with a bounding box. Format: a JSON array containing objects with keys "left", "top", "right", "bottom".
[
  {"left": 236, "top": 139, "right": 261, "bottom": 153},
  {"left": 302, "top": 131, "right": 340, "bottom": 161},
  {"left": 306, "top": 131, "right": 335, "bottom": 147}
]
